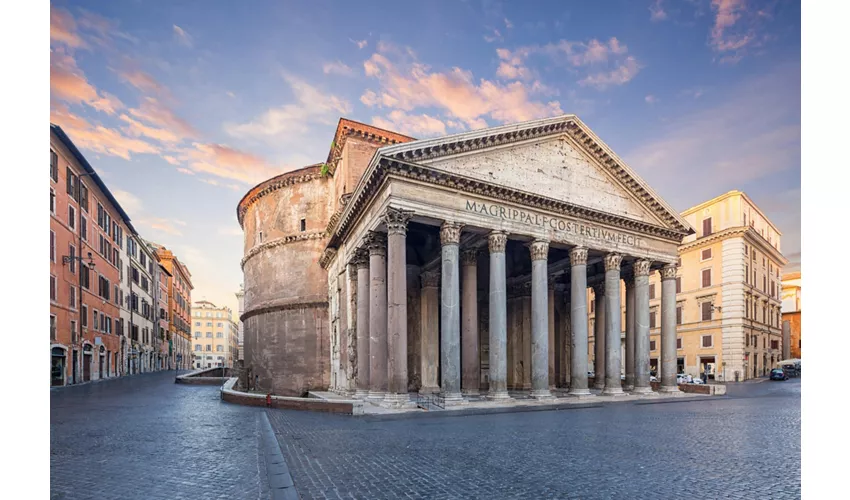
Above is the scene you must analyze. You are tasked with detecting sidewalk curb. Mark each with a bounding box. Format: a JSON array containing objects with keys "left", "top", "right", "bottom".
[
  {"left": 260, "top": 411, "right": 300, "bottom": 500},
  {"left": 360, "top": 402, "right": 604, "bottom": 421}
]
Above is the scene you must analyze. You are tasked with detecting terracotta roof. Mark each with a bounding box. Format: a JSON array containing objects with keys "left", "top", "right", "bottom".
[{"left": 325, "top": 118, "right": 415, "bottom": 168}]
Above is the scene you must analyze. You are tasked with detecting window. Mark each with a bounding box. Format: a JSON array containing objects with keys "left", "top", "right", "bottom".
[
  {"left": 50, "top": 231, "right": 56, "bottom": 262},
  {"left": 216, "top": 345, "right": 223, "bottom": 352},
  {"left": 701, "top": 335, "right": 713, "bottom": 348},
  {"left": 701, "top": 248, "right": 712, "bottom": 261},
  {"left": 50, "top": 149, "right": 58, "bottom": 181},
  {"left": 771, "top": 340, "right": 779, "bottom": 350},
  {"left": 744, "top": 264, "right": 748, "bottom": 285},
  {"left": 702, "top": 217, "right": 712, "bottom": 237},
  {"left": 98, "top": 276, "right": 111, "bottom": 301},
  {"left": 93, "top": 310, "right": 99, "bottom": 331},
  {"left": 66, "top": 166, "right": 77, "bottom": 199},
  {"left": 676, "top": 337, "right": 683, "bottom": 350},
  {"left": 50, "top": 188, "right": 56, "bottom": 214},
  {"left": 80, "top": 264, "right": 90, "bottom": 290},
  {"left": 68, "top": 205, "right": 76, "bottom": 231},
  {"left": 195, "top": 344, "right": 201, "bottom": 352},
  {"left": 743, "top": 213, "right": 747, "bottom": 226},
  {"left": 649, "top": 284, "right": 656, "bottom": 300},
  {"left": 70, "top": 320, "right": 76, "bottom": 342},
  {"left": 50, "top": 315, "right": 57, "bottom": 340},
  {"left": 649, "top": 310, "right": 657, "bottom": 329},
  {"left": 676, "top": 306, "right": 682, "bottom": 325},
  {"left": 745, "top": 298, "right": 750, "bottom": 319},
  {"left": 752, "top": 249, "right": 756, "bottom": 261},
  {"left": 69, "top": 245, "right": 76, "bottom": 274},
  {"left": 206, "top": 322, "right": 212, "bottom": 327},
  {"left": 140, "top": 252, "right": 147, "bottom": 268},
  {"left": 590, "top": 300, "right": 594, "bottom": 313},
  {"left": 702, "top": 269, "right": 712, "bottom": 288},
  {"left": 50, "top": 275, "right": 57, "bottom": 301},
  {"left": 79, "top": 182, "right": 88, "bottom": 212},
  {"left": 194, "top": 332, "right": 201, "bottom": 339},
  {"left": 81, "top": 216, "right": 87, "bottom": 241},
  {"left": 300, "top": 219, "right": 306, "bottom": 232},
  {"left": 745, "top": 334, "right": 749, "bottom": 347},
  {"left": 217, "top": 332, "right": 223, "bottom": 338},
  {"left": 763, "top": 277, "right": 766, "bottom": 292},
  {"left": 770, "top": 281, "right": 775, "bottom": 297},
  {"left": 701, "top": 302, "right": 713, "bottom": 321},
  {"left": 650, "top": 340, "right": 657, "bottom": 351},
  {"left": 82, "top": 304, "right": 88, "bottom": 328},
  {"left": 195, "top": 322, "right": 201, "bottom": 326},
  {"left": 217, "top": 322, "right": 223, "bottom": 327},
  {"left": 69, "top": 285, "right": 76, "bottom": 309},
  {"left": 206, "top": 344, "right": 212, "bottom": 351},
  {"left": 206, "top": 332, "right": 212, "bottom": 338},
  {"left": 675, "top": 277, "right": 681, "bottom": 294}
]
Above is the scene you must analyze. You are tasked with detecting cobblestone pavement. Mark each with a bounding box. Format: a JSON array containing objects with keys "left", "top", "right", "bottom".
[
  {"left": 268, "top": 379, "right": 801, "bottom": 499},
  {"left": 50, "top": 371, "right": 272, "bottom": 500}
]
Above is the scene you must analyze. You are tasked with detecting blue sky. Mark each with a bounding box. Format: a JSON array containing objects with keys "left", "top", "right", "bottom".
[{"left": 50, "top": 0, "right": 801, "bottom": 313}]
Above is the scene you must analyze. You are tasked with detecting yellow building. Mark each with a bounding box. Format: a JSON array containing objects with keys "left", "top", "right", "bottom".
[
  {"left": 588, "top": 191, "right": 787, "bottom": 382},
  {"left": 190, "top": 300, "right": 239, "bottom": 369},
  {"left": 781, "top": 272, "right": 801, "bottom": 359}
]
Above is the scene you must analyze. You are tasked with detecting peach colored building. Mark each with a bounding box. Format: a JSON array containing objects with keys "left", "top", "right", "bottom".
[
  {"left": 152, "top": 245, "right": 193, "bottom": 370},
  {"left": 51, "top": 125, "right": 130, "bottom": 386},
  {"left": 782, "top": 272, "right": 801, "bottom": 359}
]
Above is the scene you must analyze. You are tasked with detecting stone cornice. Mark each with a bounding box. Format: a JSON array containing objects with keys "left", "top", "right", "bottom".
[
  {"left": 679, "top": 226, "right": 788, "bottom": 265},
  {"left": 241, "top": 299, "right": 329, "bottom": 322},
  {"left": 237, "top": 165, "right": 323, "bottom": 227},
  {"left": 325, "top": 118, "right": 416, "bottom": 176},
  {"left": 327, "top": 157, "right": 688, "bottom": 249},
  {"left": 319, "top": 248, "right": 338, "bottom": 270},
  {"left": 240, "top": 231, "right": 326, "bottom": 269}
]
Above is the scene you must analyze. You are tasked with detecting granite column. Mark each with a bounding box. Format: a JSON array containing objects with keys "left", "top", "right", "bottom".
[
  {"left": 440, "top": 222, "right": 464, "bottom": 405},
  {"left": 366, "top": 232, "right": 388, "bottom": 401},
  {"left": 659, "top": 264, "right": 680, "bottom": 393},
  {"left": 354, "top": 250, "right": 370, "bottom": 398},
  {"left": 384, "top": 208, "right": 413, "bottom": 406},
  {"left": 632, "top": 260, "right": 653, "bottom": 394},
  {"left": 461, "top": 249, "right": 480, "bottom": 396},
  {"left": 568, "top": 247, "right": 591, "bottom": 396},
  {"left": 487, "top": 231, "right": 510, "bottom": 400},
  {"left": 602, "top": 253, "right": 625, "bottom": 396},
  {"left": 529, "top": 240, "right": 552, "bottom": 399}
]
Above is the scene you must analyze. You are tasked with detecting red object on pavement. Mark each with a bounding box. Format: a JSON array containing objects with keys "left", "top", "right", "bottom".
[{"left": 266, "top": 393, "right": 272, "bottom": 407}]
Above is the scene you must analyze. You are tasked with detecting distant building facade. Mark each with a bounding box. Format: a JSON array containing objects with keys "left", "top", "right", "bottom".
[
  {"left": 235, "top": 285, "right": 245, "bottom": 362},
  {"left": 152, "top": 245, "right": 193, "bottom": 370},
  {"left": 781, "top": 272, "right": 801, "bottom": 359},
  {"left": 191, "top": 301, "right": 238, "bottom": 369}
]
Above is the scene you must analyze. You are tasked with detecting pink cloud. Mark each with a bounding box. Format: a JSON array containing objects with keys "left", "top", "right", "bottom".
[
  {"left": 360, "top": 43, "right": 562, "bottom": 129},
  {"left": 50, "top": 6, "right": 87, "bottom": 49},
  {"left": 50, "top": 49, "right": 123, "bottom": 114},
  {"left": 117, "top": 67, "right": 164, "bottom": 94},
  {"left": 650, "top": 0, "right": 668, "bottom": 22},
  {"left": 708, "top": 0, "right": 771, "bottom": 61},
  {"left": 371, "top": 110, "right": 451, "bottom": 137},
  {"left": 578, "top": 57, "right": 642, "bottom": 90},
  {"left": 51, "top": 103, "right": 159, "bottom": 160},
  {"left": 128, "top": 96, "right": 197, "bottom": 140},
  {"left": 183, "top": 143, "right": 282, "bottom": 185},
  {"left": 323, "top": 60, "right": 354, "bottom": 76}
]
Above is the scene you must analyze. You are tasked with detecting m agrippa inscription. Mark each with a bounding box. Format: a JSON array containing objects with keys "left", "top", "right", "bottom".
[{"left": 465, "top": 200, "right": 646, "bottom": 249}]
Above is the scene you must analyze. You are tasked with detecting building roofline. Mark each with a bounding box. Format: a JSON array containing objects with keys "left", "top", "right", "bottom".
[
  {"left": 681, "top": 190, "right": 783, "bottom": 236},
  {"left": 51, "top": 124, "right": 138, "bottom": 235}
]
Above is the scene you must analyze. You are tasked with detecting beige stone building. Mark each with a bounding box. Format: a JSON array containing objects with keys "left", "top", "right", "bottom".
[
  {"left": 588, "top": 191, "right": 787, "bottom": 383},
  {"left": 191, "top": 300, "right": 239, "bottom": 369},
  {"left": 782, "top": 272, "right": 801, "bottom": 359}
]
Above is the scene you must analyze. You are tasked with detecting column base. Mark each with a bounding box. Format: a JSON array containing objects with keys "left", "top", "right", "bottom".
[
  {"left": 366, "top": 391, "right": 386, "bottom": 401},
  {"left": 381, "top": 393, "right": 416, "bottom": 409},
  {"left": 624, "top": 385, "right": 635, "bottom": 392},
  {"left": 567, "top": 387, "right": 593, "bottom": 398},
  {"left": 487, "top": 390, "right": 512, "bottom": 401},
  {"left": 658, "top": 385, "right": 681, "bottom": 394},
  {"left": 418, "top": 386, "right": 440, "bottom": 395},
  {"left": 630, "top": 386, "right": 654, "bottom": 395},
  {"left": 462, "top": 389, "right": 480, "bottom": 397},
  {"left": 530, "top": 389, "right": 554, "bottom": 400},
  {"left": 441, "top": 392, "right": 467, "bottom": 406},
  {"left": 601, "top": 386, "right": 628, "bottom": 397}
]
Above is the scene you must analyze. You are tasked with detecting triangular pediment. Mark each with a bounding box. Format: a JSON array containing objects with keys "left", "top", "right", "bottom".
[{"left": 375, "top": 115, "right": 693, "bottom": 235}]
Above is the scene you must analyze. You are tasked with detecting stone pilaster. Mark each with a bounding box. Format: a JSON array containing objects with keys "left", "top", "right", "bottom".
[
  {"left": 461, "top": 248, "right": 480, "bottom": 396},
  {"left": 487, "top": 231, "right": 511, "bottom": 400},
  {"left": 529, "top": 240, "right": 552, "bottom": 399},
  {"left": 440, "top": 222, "right": 464, "bottom": 405},
  {"left": 659, "top": 263, "right": 680, "bottom": 393},
  {"left": 383, "top": 208, "right": 413, "bottom": 407},
  {"left": 602, "top": 253, "right": 626, "bottom": 396}
]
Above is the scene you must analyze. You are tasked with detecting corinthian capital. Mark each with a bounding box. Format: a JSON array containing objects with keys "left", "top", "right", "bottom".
[
  {"left": 633, "top": 259, "right": 651, "bottom": 277},
  {"left": 569, "top": 246, "right": 588, "bottom": 267},
  {"left": 384, "top": 207, "right": 414, "bottom": 235},
  {"left": 421, "top": 270, "right": 440, "bottom": 289},
  {"left": 604, "top": 253, "right": 622, "bottom": 272},
  {"left": 488, "top": 231, "right": 508, "bottom": 254},
  {"left": 440, "top": 221, "right": 464, "bottom": 246},
  {"left": 461, "top": 248, "right": 479, "bottom": 266},
  {"left": 364, "top": 231, "right": 387, "bottom": 257},
  {"left": 528, "top": 239, "right": 549, "bottom": 262},
  {"left": 659, "top": 263, "right": 678, "bottom": 280}
]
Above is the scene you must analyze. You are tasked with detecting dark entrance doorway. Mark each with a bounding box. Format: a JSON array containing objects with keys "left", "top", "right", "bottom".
[
  {"left": 51, "top": 347, "right": 66, "bottom": 386},
  {"left": 83, "top": 345, "right": 93, "bottom": 382},
  {"left": 99, "top": 346, "right": 105, "bottom": 379},
  {"left": 72, "top": 349, "right": 78, "bottom": 384}
]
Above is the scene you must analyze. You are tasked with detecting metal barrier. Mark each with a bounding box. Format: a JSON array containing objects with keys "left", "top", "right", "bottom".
[{"left": 415, "top": 393, "right": 445, "bottom": 411}]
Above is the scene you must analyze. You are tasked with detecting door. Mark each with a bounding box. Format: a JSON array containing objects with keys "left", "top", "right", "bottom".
[
  {"left": 99, "top": 355, "right": 105, "bottom": 379},
  {"left": 51, "top": 348, "right": 66, "bottom": 386},
  {"left": 72, "top": 350, "right": 78, "bottom": 384},
  {"left": 83, "top": 354, "right": 92, "bottom": 382}
]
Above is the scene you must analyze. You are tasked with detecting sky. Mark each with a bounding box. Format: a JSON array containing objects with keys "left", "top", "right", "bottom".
[{"left": 49, "top": 0, "right": 801, "bottom": 315}]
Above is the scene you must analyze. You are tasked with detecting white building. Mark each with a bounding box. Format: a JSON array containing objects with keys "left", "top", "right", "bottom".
[
  {"left": 236, "top": 285, "right": 245, "bottom": 362},
  {"left": 122, "top": 233, "right": 157, "bottom": 373}
]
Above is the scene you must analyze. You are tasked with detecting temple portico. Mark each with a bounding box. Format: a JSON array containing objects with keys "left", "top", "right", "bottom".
[{"left": 315, "top": 115, "right": 694, "bottom": 406}]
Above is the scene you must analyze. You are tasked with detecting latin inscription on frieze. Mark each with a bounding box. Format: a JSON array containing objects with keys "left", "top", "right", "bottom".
[{"left": 465, "top": 200, "right": 646, "bottom": 249}]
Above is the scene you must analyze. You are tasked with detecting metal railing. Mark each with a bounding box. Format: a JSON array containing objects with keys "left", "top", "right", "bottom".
[{"left": 414, "top": 393, "right": 444, "bottom": 411}]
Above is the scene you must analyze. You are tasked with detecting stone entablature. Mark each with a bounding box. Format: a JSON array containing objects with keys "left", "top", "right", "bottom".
[
  {"left": 241, "top": 231, "right": 327, "bottom": 269},
  {"left": 236, "top": 164, "right": 323, "bottom": 227}
]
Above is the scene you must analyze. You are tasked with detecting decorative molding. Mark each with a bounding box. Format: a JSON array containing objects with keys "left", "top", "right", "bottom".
[
  {"left": 528, "top": 239, "right": 549, "bottom": 261},
  {"left": 488, "top": 231, "right": 508, "bottom": 254},
  {"left": 319, "top": 248, "right": 337, "bottom": 269},
  {"left": 236, "top": 166, "right": 323, "bottom": 227},
  {"left": 604, "top": 253, "right": 622, "bottom": 272},
  {"left": 659, "top": 264, "right": 678, "bottom": 280},
  {"left": 242, "top": 300, "right": 329, "bottom": 321},
  {"left": 421, "top": 270, "right": 440, "bottom": 288},
  {"left": 633, "top": 259, "right": 652, "bottom": 277},
  {"left": 384, "top": 207, "right": 414, "bottom": 235},
  {"left": 240, "top": 231, "right": 326, "bottom": 268},
  {"left": 364, "top": 231, "right": 387, "bottom": 257},
  {"left": 460, "top": 248, "right": 479, "bottom": 266},
  {"left": 352, "top": 248, "right": 370, "bottom": 269},
  {"left": 569, "top": 246, "right": 588, "bottom": 267},
  {"left": 440, "top": 222, "right": 464, "bottom": 246}
]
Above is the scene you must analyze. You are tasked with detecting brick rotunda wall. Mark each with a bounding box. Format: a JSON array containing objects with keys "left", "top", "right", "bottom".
[{"left": 239, "top": 165, "right": 332, "bottom": 396}]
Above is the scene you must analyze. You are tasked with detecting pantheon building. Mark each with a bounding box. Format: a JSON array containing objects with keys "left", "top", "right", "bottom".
[{"left": 237, "top": 115, "right": 694, "bottom": 404}]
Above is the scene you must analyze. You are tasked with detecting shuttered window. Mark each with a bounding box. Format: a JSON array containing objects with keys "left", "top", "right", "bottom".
[
  {"left": 649, "top": 284, "right": 656, "bottom": 299},
  {"left": 702, "top": 269, "right": 711, "bottom": 288},
  {"left": 701, "top": 248, "right": 712, "bottom": 260},
  {"left": 701, "top": 335, "right": 713, "bottom": 348},
  {"left": 676, "top": 277, "right": 681, "bottom": 294},
  {"left": 649, "top": 310, "right": 657, "bottom": 329},
  {"left": 701, "top": 302, "right": 712, "bottom": 321},
  {"left": 676, "top": 306, "right": 682, "bottom": 325},
  {"left": 702, "top": 217, "right": 712, "bottom": 237}
]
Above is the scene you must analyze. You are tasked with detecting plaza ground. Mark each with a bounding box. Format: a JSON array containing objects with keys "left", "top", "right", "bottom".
[{"left": 51, "top": 371, "right": 800, "bottom": 499}]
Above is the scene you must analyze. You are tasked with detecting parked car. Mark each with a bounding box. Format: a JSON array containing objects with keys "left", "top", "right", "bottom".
[
  {"left": 649, "top": 375, "right": 658, "bottom": 383},
  {"left": 676, "top": 374, "right": 694, "bottom": 384},
  {"left": 691, "top": 378, "right": 704, "bottom": 385},
  {"left": 770, "top": 368, "right": 788, "bottom": 381}
]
